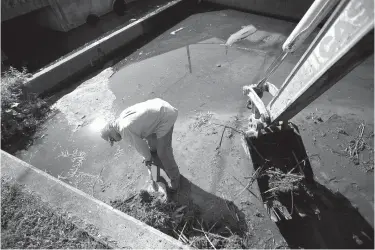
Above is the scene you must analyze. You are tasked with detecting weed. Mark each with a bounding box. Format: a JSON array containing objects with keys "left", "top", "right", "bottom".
[
  {"left": 111, "top": 190, "right": 247, "bottom": 249},
  {"left": 1, "top": 67, "right": 50, "bottom": 152},
  {"left": 57, "top": 149, "right": 104, "bottom": 193},
  {"left": 190, "top": 112, "right": 214, "bottom": 131},
  {"left": 1, "top": 178, "right": 108, "bottom": 249}
]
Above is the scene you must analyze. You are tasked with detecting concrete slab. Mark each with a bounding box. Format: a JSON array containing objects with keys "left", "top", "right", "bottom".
[{"left": 1, "top": 150, "right": 189, "bottom": 249}]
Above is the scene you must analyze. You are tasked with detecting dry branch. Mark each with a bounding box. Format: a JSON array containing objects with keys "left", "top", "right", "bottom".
[{"left": 198, "top": 220, "right": 216, "bottom": 250}]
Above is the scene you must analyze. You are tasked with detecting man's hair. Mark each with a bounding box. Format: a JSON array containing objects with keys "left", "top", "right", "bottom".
[{"left": 100, "top": 123, "right": 113, "bottom": 142}]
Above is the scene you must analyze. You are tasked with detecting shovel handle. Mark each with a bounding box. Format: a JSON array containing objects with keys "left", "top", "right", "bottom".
[
  {"left": 156, "top": 165, "right": 161, "bottom": 182},
  {"left": 147, "top": 165, "right": 154, "bottom": 181}
]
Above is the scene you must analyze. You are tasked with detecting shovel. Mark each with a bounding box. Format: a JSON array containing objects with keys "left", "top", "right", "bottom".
[{"left": 146, "top": 163, "right": 168, "bottom": 200}]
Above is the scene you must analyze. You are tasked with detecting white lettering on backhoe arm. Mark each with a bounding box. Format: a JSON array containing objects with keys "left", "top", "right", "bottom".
[{"left": 268, "top": 0, "right": 374, "bottom": 120}]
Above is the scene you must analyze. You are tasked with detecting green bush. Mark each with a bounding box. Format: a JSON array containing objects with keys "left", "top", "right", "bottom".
[{"left": 1, "top": 67, "right": 49, "bottom": 151}]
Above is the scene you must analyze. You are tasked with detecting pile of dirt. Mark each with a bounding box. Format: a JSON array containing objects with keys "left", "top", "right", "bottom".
[{"left": 111, "top": 190, "right": 248, "bottom": 249}]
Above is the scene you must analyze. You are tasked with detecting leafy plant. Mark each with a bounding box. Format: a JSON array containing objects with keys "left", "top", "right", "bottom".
[{"left": 1, "top": 67, "right": 50, "bottom": 152}]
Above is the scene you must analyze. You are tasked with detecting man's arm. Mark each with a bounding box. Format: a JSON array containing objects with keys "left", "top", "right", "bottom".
[{"left": 129, "top": 132, "right": 152, "bottom": 162}]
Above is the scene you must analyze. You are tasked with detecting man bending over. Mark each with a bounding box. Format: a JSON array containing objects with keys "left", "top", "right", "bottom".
[{"left": 100, "top": 98, "right": 180, "bottom": 191}]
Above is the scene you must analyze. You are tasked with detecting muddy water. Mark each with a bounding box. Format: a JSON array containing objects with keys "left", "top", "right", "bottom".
[
  {"left": 17, "top": 36, "right": 282, "bottom": 195},
  {"left": 14, "top": 8, "right": 373, "bottom": 247}
]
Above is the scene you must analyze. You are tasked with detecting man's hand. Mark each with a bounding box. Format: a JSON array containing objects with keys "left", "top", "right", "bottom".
[
  {"left": 143, "top": 159, "right": 153, "bottom": 181},
  {"left": 143, "top": 159, "right": 152, "bottom": 167}
]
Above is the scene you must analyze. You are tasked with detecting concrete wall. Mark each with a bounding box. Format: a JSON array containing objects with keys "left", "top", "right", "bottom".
[
  {"left": 37, "top": 0, "right": 114, "bottom": 32},
  {"left": 1, "top": 0, "right": 49, "bottom": 22},
  {"left": 202, "top": 0, "right": 314, "bottom": 21},
  {"left": 25, "top": 0, "right": 192, "bottom": 95}
]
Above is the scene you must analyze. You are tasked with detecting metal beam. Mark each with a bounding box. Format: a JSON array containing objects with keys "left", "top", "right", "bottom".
[{"left": 267, "top": 0, "right": 374, "bottom": 124}]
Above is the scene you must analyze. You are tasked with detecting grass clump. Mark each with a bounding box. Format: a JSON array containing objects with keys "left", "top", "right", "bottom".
[
  {"left": 111, "top": 190, "right": 248, "bottom": 249},
  {"left": 1, "top": 179, "right": 109, "bottom": 249},
  {"left": 1, "top": 67, "right": 50, "bottom": 152}
]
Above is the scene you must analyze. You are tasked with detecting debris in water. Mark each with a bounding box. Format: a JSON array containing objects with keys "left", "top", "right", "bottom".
[
  {"left": 255, "top": 212, "right": 263, "bottom": 218},
  {"left": 345, "top": 123, "right": 366, "bottom": 162},
  {"left": 189, "top": 111, "right": 214, "bottom": 130},
  {"left": 170, "top": 27, "right": 184, "bottom": 35},
  {"left": 216, "top": 64, "right": 221, "bottom": 67},
  {"left": 306, "top": 112, "right": 323, "bottom": 123},
  {"left": 225, "top": 25, "right": 257, "bottom": 46},
  {"left": 337, "top": 127, "right": 348, "bottom": 135}
]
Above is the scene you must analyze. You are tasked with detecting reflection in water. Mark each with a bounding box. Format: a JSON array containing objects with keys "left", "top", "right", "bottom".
[
  {"left": 186, "top": 45, "right": 192, "bottom": 73},
  {"left": 89, "top": 117, "right": 108, "bottom": 134}
]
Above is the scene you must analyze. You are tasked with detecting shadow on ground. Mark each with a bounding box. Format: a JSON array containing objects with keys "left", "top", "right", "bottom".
[
  {"left": 111, "top": 172, "right": 250, "bottom": 248},
  {"left": 151, "top": 154, "right": 248, "bottom": 237},
  {"left": 246, "top": 124, "right": 374, "bottom": 249}
]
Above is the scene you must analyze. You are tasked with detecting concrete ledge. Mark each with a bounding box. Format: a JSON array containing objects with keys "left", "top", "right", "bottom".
[
  {"left": 202, "top": 0, "right": 314, "bottom": 22},
  {"left": 1, "top": 0, "right": 50, "bottom": 22},
  {"left": 25, "top": 0, "right": 193, "bottom": 95},
  {"left": 1, "top": 150, "right": 189, "bottom": 249}
]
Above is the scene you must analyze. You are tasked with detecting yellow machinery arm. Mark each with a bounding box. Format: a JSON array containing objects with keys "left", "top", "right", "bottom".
[{"left": 243, "top": 0, "right": 374, "bottom": 137}]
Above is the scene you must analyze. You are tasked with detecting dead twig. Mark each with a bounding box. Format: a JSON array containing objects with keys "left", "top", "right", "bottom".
[
  {"left": 198, "top": 220, "right": 216, "bottom": 250},
  {"left": 216, "top": 126, "right": 227, "bottom": 150},
  {"left": 272, "top": 207, "right": 281, "bottom": 221},
  {"left": 225, "top": 226, "right": 234, "bottom": 236},
  {"left": 178, "top": 221, "right": 188, "bottom": 242},
  {"left": 212, "top": 122, "right": 244, "bottom": 135},
  {"left": 290, "top": 191, "right": 294, "bottom": 216},
  {"left": 292, "top": 151, "right": 305, "bottom": 177},
  {"left": 235, "top": 165, "right": 265, "bottom": 198},
  {"left": 213, "top": 122, "right": 268, "bottom": 161},
  {"left": 208, "top": 221, "right": 218, "bottom": 233},
  {"left": 247, "top": 139, "right": 266, "bottom": 161},
  {"left": 345, "top": 123, "right": 366, "bottom": 160},
  {"left": 192, "top": 227, "right": 229, "bottom": 240},
  {"left": 265, "top": 170, "right": 303, "bottom": 178},
  {"left": 92, "top": 166, "right": 105, "bottom": 196},
  {"left": 264, "top": 187, "right": 280, "bottom": 194},
  {"left": 232, "top": 175, "right": 260, "bottom": 200},
  {"left": 173, "top": 229, "right": 188, "bottom": 244}
]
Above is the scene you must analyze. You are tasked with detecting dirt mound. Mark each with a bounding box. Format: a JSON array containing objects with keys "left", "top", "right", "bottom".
[{"left": 111, "top": 190, "right": 249, "bottom": 249}]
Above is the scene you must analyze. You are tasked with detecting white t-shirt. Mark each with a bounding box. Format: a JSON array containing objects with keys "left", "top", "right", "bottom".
[{"left": 112, "top": 98, "right": 178, "bottom": 161}]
